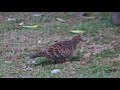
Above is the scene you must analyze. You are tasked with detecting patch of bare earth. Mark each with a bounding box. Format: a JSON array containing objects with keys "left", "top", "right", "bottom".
[
  {"left": 0, "top": 12, "right": 120, "bottom": 65},
  {"left": 0, "top": 30, "right": 74, "bottom": 62}
]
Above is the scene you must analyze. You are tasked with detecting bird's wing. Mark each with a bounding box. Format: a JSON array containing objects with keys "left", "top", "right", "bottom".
[{"left": 46, "top": 41, "right": 72, "bottom": 58}]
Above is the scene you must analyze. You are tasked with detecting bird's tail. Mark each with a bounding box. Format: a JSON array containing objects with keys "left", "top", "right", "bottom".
[{"left": 30, "top": 51, "right": 45, "bottom": 59}]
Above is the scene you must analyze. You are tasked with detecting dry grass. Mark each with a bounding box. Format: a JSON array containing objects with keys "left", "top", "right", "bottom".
[{"left": 0, "top": 12, "right": 120, "bottom": 78}]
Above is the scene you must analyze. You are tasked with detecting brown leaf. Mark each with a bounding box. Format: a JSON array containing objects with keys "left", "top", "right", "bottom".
[
  {"left": 63, "top": 61, "right": 71, "bottom": 65},
  {"left": 84, "top": 52, "right": 91, "bottom": 59},
  {"left": 87, "top": 43, "right": 113, "bottom": 55},
  {"left": 80, "top": 61, "right": 86, "bottom": 65}
]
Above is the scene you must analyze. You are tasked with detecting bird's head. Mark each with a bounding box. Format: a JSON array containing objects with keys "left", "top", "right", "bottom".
[{"left": 72, "top": 35, "right": 85, "bottom": 43}]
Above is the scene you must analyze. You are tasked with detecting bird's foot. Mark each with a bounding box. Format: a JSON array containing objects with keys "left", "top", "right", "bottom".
[{"left": 62, "top": 61, "right": 71, "bottom": 65}]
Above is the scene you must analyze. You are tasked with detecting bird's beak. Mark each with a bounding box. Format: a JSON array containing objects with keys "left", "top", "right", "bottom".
[{"left": 80, "top": 38, "right": 87, "bottom": 42}]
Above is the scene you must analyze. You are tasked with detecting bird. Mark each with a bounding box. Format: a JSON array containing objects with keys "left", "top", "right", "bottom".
[{"left": 30, "top": 35, "right": 85, "bottom": 64}]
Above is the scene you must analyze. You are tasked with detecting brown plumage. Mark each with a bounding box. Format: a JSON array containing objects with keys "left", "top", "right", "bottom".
[{"left": 30, "top": 35, "right": 84, "bottom": 63}]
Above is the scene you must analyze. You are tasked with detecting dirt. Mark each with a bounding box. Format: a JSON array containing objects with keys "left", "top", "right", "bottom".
[
  {"left": 0, "top": 30, "right": 73, "bottom": 61},
  {"left": 0, "top": 12, "right": 120, "bottom": 63},
  {"left": 1, "top": 29, "right": 120, "bottom": 62}
]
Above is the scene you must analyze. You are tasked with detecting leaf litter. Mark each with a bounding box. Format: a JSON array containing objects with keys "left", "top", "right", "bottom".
[{"left": 0, "top": 12, "right": 120, "bottom": 78}]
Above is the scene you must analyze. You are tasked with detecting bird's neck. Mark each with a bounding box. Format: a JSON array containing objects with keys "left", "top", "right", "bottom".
[
  {"left": 71, "top": 40, "right": 79, "bottom": 49},
  {"left": 38, "top": 51, "right": 46, "bottom": 57}
]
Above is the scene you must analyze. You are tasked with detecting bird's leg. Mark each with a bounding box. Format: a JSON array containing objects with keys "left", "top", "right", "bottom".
[
  {"left": 60, "top": 59, "right": 67, "bottom": 64},
  {"left": 54, "top": 59, "right": 66, "bottom": 64},
  {"left": 62, "top": 59, "right": 71, "bottom": 64},
  {"left": 54, "top": 59, "right": 69, "bottom": 64},
  {"left": 54, "top": 60, "right": 59, "bottom": 64}
]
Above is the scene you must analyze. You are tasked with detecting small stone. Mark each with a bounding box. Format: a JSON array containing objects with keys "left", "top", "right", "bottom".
[
  {"left": 32, "top": 60, "right": 36, "bottom": 64},
  {"left": 51, "top": 69, "right": 61, "bottom": 74},
  {"left": 57, "top": 27, "right": 60, "bottom": 29},
  {"left": 81, "top": 61, "right": 86, "bottom": 65},
  {"left": 38, "top": 40, "right": 41, "bottom": 44},
  {"left": 21, "top": 64, "right": 27, "bottom": 69},
  {"left": 33, "top": 14, "right": 44, "bottom": 17}
]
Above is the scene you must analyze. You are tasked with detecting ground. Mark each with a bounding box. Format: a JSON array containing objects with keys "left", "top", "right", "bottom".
[{"left": 0, "top": 12, "right": 120, "bottom": 78}]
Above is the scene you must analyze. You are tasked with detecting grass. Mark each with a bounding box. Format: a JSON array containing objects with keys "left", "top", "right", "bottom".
[
  {"left": 93, "top": 49, "right": 120, "bottom": 60},
  {"left": 0, "top": 12, "right": 120, "bottom": 78}
]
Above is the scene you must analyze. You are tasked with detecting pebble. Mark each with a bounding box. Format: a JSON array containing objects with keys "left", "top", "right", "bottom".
[
  {"left": 5, "top": 61, "right": 12, "bottom": 64},
  {"left": 32, "top": 60, "right": 36, "bottom": 64},
  {"left": 7, "top": 18, "right": 16, "bottom": 21},
  {"left": 51, "top": 69, "right": 61, "bottom": 74},
  {"left": 38, "top": 40, "right": 41, "bottom": 44},
  {"left": 33, "top": 14, "right": 44, "bottom": 17}
]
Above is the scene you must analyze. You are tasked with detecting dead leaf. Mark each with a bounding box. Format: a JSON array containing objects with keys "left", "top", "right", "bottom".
[
  {"left": 84, "top": 52, "right": 91, "bottom": 59},
  {"left": 18, "top": 22, "right": 24, "bottom": 26},
  {"left": 33, "top": 14, "right": 44, "bottom": 17},
  {"left": 80, "top": 61, "right": 86, "bottom": 65},
  {"left": 5, "top": 61, "right": 12, "bottom": 64},
  {"left": 22, "top": 25, "right": 39, "bottom": 29},
  {"left": 7, "top": 18, "right": 17, "bottom": 21},
  {"left": 75, "top": 60, "right": 86, "bottom": 65},
  {"left": 70, "top": 30, "right": 85, "bottom": 34},
  {"left": 56, "top": 18, "right": 65, "bottom": 23},
  {"left": 82, "top": 16, "right": 95, "bottom": 19}
]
